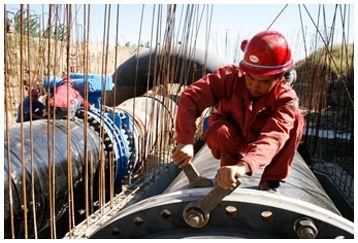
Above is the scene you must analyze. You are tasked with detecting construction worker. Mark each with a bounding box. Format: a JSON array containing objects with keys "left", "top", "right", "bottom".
[
  {"left": 48, "top": 75, "right": 91, "bottom": 119},
  {"left": 16, "top": 88, "right": 46, "bottom": 123},
  {"left": 172, "top": 30, "right": 304, "bottom": 192}
]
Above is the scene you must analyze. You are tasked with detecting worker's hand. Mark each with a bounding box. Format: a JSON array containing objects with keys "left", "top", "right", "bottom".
[
  {"left": 172, "top": 143, "right": 194, "bottom": 169},
  {"left": 215, "top": 163, "right": 249, "bottom": 190},
  {"left": 48, "top": 97, "right": 54, "bottom": 106}
]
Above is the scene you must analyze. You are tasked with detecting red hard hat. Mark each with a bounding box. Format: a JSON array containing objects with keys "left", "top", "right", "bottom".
[
  {"left": 62, "top": 75, "right": 73, "bottom": 85},
  {"left": 239, "top": 30, "right": 293, "bottom": 77}
]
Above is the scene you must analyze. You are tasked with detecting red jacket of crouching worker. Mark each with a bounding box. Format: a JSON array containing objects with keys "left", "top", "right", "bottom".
[
  {"left": 50, "top": 84, "right": 84, "bottom": 108},
  {"left": 175, "top": 64, "right": 304, "bottom": 179}
]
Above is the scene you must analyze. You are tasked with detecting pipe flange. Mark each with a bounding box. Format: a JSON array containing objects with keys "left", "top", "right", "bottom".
[
  {"left": 122, "top": 123, "right": 136, "bottom": 173},
  {"left": 77, "top": 109, "right": 114, "bottom": 155}
]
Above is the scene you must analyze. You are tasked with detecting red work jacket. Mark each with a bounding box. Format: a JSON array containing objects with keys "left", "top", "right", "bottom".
[
  {"left": 50, "top": 84, "right": 84, "bottom": 108},
  {"left": 176, "top": 65, "right": 303, "bottom": 174}
]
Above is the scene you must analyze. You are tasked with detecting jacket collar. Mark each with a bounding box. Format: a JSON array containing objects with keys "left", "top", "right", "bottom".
[{"left": 240, "top": 75, "right": 285, "bottom": 111}]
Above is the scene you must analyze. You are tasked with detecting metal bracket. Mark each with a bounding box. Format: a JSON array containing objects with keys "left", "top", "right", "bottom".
[
  {"left": 183, "top": 181, "right": 240, "bottom": 228},
  {"left": 182, "top": 162, "right": 213, "bottom": 188}
]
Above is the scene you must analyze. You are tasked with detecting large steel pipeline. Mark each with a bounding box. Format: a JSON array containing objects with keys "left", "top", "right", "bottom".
[
  {"left": 90, "top": 145, "right": 353, "bottom": 239},
  {"left": 4, "top": 95, "right": 178, "bottom": 239},
  {"left": 4, "top": 119, "right": 101, "bottom": 238}
]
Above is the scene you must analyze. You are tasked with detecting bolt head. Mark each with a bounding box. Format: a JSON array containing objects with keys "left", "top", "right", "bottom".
[
  {"left": 183, "top": 204, "right": 209, "bottom": 228},
  {"left": 294, "top": 217, "right": 318, "bottom": 239},
  {"left": 188, "top": 215, "right": 200, "bottom": 226},
  {"left": 298, "top": 227, "right": 316, "bottom": 239}
]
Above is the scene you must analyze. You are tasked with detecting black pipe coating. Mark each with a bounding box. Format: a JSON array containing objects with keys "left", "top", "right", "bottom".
[{"left": 4, "top": 119, "right": 101, "bottom": 238}]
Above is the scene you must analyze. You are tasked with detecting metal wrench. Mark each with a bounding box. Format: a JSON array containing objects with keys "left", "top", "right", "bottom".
[
  {"left": 183, "top": 180, "right": 240, "bottom": 228},
  {"left": 181, "top": 162, "right": 213, "bottom": 188}
]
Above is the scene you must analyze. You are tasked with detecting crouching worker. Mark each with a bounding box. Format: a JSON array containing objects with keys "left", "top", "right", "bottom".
[
  {"left": 16, "top": 88, "right": 46, "bottom": 123},
  {"left": 172, "top": 30, "right": 304, "bottom": 192},
  {"left": 48, "top": 75, "right": 91, "bottom": 120}
]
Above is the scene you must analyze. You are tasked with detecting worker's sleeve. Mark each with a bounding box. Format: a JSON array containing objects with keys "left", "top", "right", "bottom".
[
  {"left": 240, "top": 98, "right": 298, "bottom": 174},
  {"left": 176, "top": 66, "right": 234, "bottom": 145}
]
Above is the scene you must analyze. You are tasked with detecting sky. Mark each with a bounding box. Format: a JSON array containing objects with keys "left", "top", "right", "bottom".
[{"left": 4, "top": 3, "right": 355, "bottom": 62}]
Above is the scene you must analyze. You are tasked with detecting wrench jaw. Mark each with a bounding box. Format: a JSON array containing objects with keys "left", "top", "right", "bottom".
[
  {"left": 182, "top": 162, "right": 214, "bottom": 189},
  {"left": 188, "top": 176, "right": 214, "bottom": 189},
  {"left": 182, "top": 202, "right": 210, "bottom": 228}
]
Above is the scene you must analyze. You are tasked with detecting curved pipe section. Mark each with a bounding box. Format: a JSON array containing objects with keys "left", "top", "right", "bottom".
[{"left": 112, "top": 47, "right": 225, "bottom": 104}]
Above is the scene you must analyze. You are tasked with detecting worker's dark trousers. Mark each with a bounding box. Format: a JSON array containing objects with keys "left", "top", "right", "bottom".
[{"left": 204, "top": 113, "right": 304, "bottom": 182}]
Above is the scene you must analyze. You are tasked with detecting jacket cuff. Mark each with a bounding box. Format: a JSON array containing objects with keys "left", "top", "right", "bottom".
[
  {"left": 176, "top": 134, "right": 195, "bottom": 145},
  {"left": 239, "top": 155, "right": 259, "bottom": 175}
]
